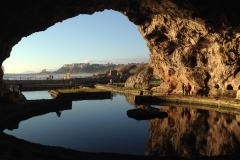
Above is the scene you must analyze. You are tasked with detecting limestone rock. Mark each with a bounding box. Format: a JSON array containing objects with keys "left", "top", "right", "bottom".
[
  {"left": 236, "top": 90, "right": 240, "bottom": 99},
  {"left": 125, "top": 67, "right": 153, "bottom": 89}
]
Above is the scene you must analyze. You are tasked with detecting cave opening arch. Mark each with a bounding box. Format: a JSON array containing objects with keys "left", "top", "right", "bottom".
[{"left": 2, "top": 10, "right": 150, "bottom": 74}]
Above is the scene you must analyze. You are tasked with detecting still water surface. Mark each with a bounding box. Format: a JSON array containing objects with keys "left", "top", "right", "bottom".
[
  {"left": 4, "top": 91, "right": 150, "bottom": 155},
  {"left": 4, "top": 91, "right": 240, "bottom": 158}
]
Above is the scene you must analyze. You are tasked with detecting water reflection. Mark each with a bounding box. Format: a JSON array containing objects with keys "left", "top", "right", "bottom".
[
  {"left": 3, "top": 92, "right": 240, "bottom": 158},
  {"left": 123, "top": 94, "right": 240, "bottom": 158},
  {"left": 56, "top": 110, "right": 62, "bottom": 117},
  {"left": 144, "top": 106, "right": 240, "bottom": 158},
  {"left": 4, "top": 92, "right": 149, "bottom": 155},
  {"left": 4, "top": 100, "right": 72, "bottom": 131}
]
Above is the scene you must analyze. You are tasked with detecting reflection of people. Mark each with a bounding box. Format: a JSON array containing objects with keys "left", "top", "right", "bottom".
[
  {"left": 56, "top": 110, "right": 62, "bottom": 117},
  {"left": 181, "top": 107, "right": 185, "bottom": 118},
  {"left": 185, "top": 108, "right": 191, "bottom": 120}
]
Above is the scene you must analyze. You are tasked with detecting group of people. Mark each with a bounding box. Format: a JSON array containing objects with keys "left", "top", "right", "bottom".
[
  {"left": 182, "top": 82, "right": 192, "bottom": 96},
  {"left": 47, "top": 75, "right": 53, "bottom": 80},
  {"left": 9, "top": 82, "right": 23, "bottom": 94}
]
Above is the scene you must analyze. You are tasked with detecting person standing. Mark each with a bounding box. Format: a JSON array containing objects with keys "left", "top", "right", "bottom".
[
  {"left": 182, "top": 83, "right": 185, "bottom": 95},
  {"left": 185, "top": 83, "right": 191, "bottom": 96},
  {"left": 188, "top": 83, "right": 192, "bottom": 95},
  {"left": 18, "top": 82, "right": 22, "bottom": 94}
]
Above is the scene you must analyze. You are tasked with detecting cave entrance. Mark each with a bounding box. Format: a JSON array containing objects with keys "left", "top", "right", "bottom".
[{"left": 2, "top": 10, "right": 149, "bottom": 75}]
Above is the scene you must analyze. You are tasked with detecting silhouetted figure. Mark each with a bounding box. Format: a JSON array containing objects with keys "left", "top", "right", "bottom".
[
  {"left": 185, "top": 108, "right": 191, "bottom": 120},
  {"left": 18, "top": 82, "right": 22, "bottom": 94},
  {"left": 182, "top": 83, "right": 185, "bottom": 95},
  {"left": 181, "top": 108, "right": 185, "bottom": 118}
]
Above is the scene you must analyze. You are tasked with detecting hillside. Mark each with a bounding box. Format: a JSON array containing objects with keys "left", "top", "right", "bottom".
[{"left": 53, "top": 65, "right": 117, "bottom": 74}]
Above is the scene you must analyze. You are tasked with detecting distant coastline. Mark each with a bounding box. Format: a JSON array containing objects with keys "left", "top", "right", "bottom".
[
  {"left": 36, "top": 62, "right": 144, "bottom": 74},
  {"left": 3, "top": 73, "right": 93, "bottom": 80}
]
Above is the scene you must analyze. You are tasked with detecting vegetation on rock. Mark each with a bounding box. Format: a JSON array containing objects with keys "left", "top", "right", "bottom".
[{"left": 115, "top": 63, "right": 147, "bottom": 75}]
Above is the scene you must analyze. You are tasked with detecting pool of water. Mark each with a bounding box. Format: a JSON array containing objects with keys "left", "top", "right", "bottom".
[
  {"left": 4, "top": 91, "right": 150, "bottom": 155},
  {"left": 4, "top": 91, "right": 240, "bottom": 158}
]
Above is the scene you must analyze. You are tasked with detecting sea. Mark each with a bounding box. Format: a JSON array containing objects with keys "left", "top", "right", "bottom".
[{"left": 3, "top": 73, "right": 93, "bottom": 80}]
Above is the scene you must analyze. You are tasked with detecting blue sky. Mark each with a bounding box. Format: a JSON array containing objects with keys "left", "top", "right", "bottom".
[{"left": 3, "top": 10, "right": 150, "bottom": 73}]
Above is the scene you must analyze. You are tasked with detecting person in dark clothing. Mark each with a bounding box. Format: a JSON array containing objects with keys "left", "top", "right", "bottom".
[
  {"left": 18, "top": 82, "right": 23, "bottom": 94},
  {"left": 182, "top": 83, "right": 185, "bottom": 95}
]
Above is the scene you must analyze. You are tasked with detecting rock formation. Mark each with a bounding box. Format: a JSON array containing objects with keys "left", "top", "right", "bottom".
[
  {"left": 125, "top": 66, "right": 153, "bottom": 88},
  {"left": 1, "top": 0, "right": 240, "bottom": 97}
]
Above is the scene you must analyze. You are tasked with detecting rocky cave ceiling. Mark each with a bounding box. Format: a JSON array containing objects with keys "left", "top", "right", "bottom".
[{"left": 1, "top": 0, "right": 240, "bottom": 96}]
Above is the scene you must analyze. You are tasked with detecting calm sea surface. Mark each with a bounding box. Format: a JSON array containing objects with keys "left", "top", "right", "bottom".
[
  {"left": 4, "top": 91, "right": 150, "bottom": 155},
  {"left": 3, "top": 73, "right": 92, "bottom": 80}
]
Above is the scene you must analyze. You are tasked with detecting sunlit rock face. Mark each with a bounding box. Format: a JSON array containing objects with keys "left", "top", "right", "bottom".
[
  {"left": 1, "top": 0, "right": 240, "bottom": 96},
  {"left": 136, "top": 0, "right": 240, "bottom": 96},
  {"left": 146, "top": 106, "right": 240, "bottom": 158},
  {"left": 124, "top": 68, "right": 152, "bottom": 88}
]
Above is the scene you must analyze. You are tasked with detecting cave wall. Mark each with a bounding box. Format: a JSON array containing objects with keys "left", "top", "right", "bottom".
[
  {"left": 137, "top": 0, "right": 240, "bottom": 96},
  {"left": 1, "top": 0, "right": 240, "bottom": 96}
]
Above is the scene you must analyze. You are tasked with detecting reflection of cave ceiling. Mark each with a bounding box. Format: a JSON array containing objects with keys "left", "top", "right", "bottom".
[{"left": 1, "top": 0, "right": 240, "bottom": 95}]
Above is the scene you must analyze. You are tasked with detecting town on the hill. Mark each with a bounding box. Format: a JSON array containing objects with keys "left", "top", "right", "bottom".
[{"left": 39, "top": 62, "right": 145, "bottom": 74}]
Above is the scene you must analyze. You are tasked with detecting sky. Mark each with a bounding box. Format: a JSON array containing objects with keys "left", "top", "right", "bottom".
[{"left": 2, "top": 10, "right": 150, "bottom": 73}]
